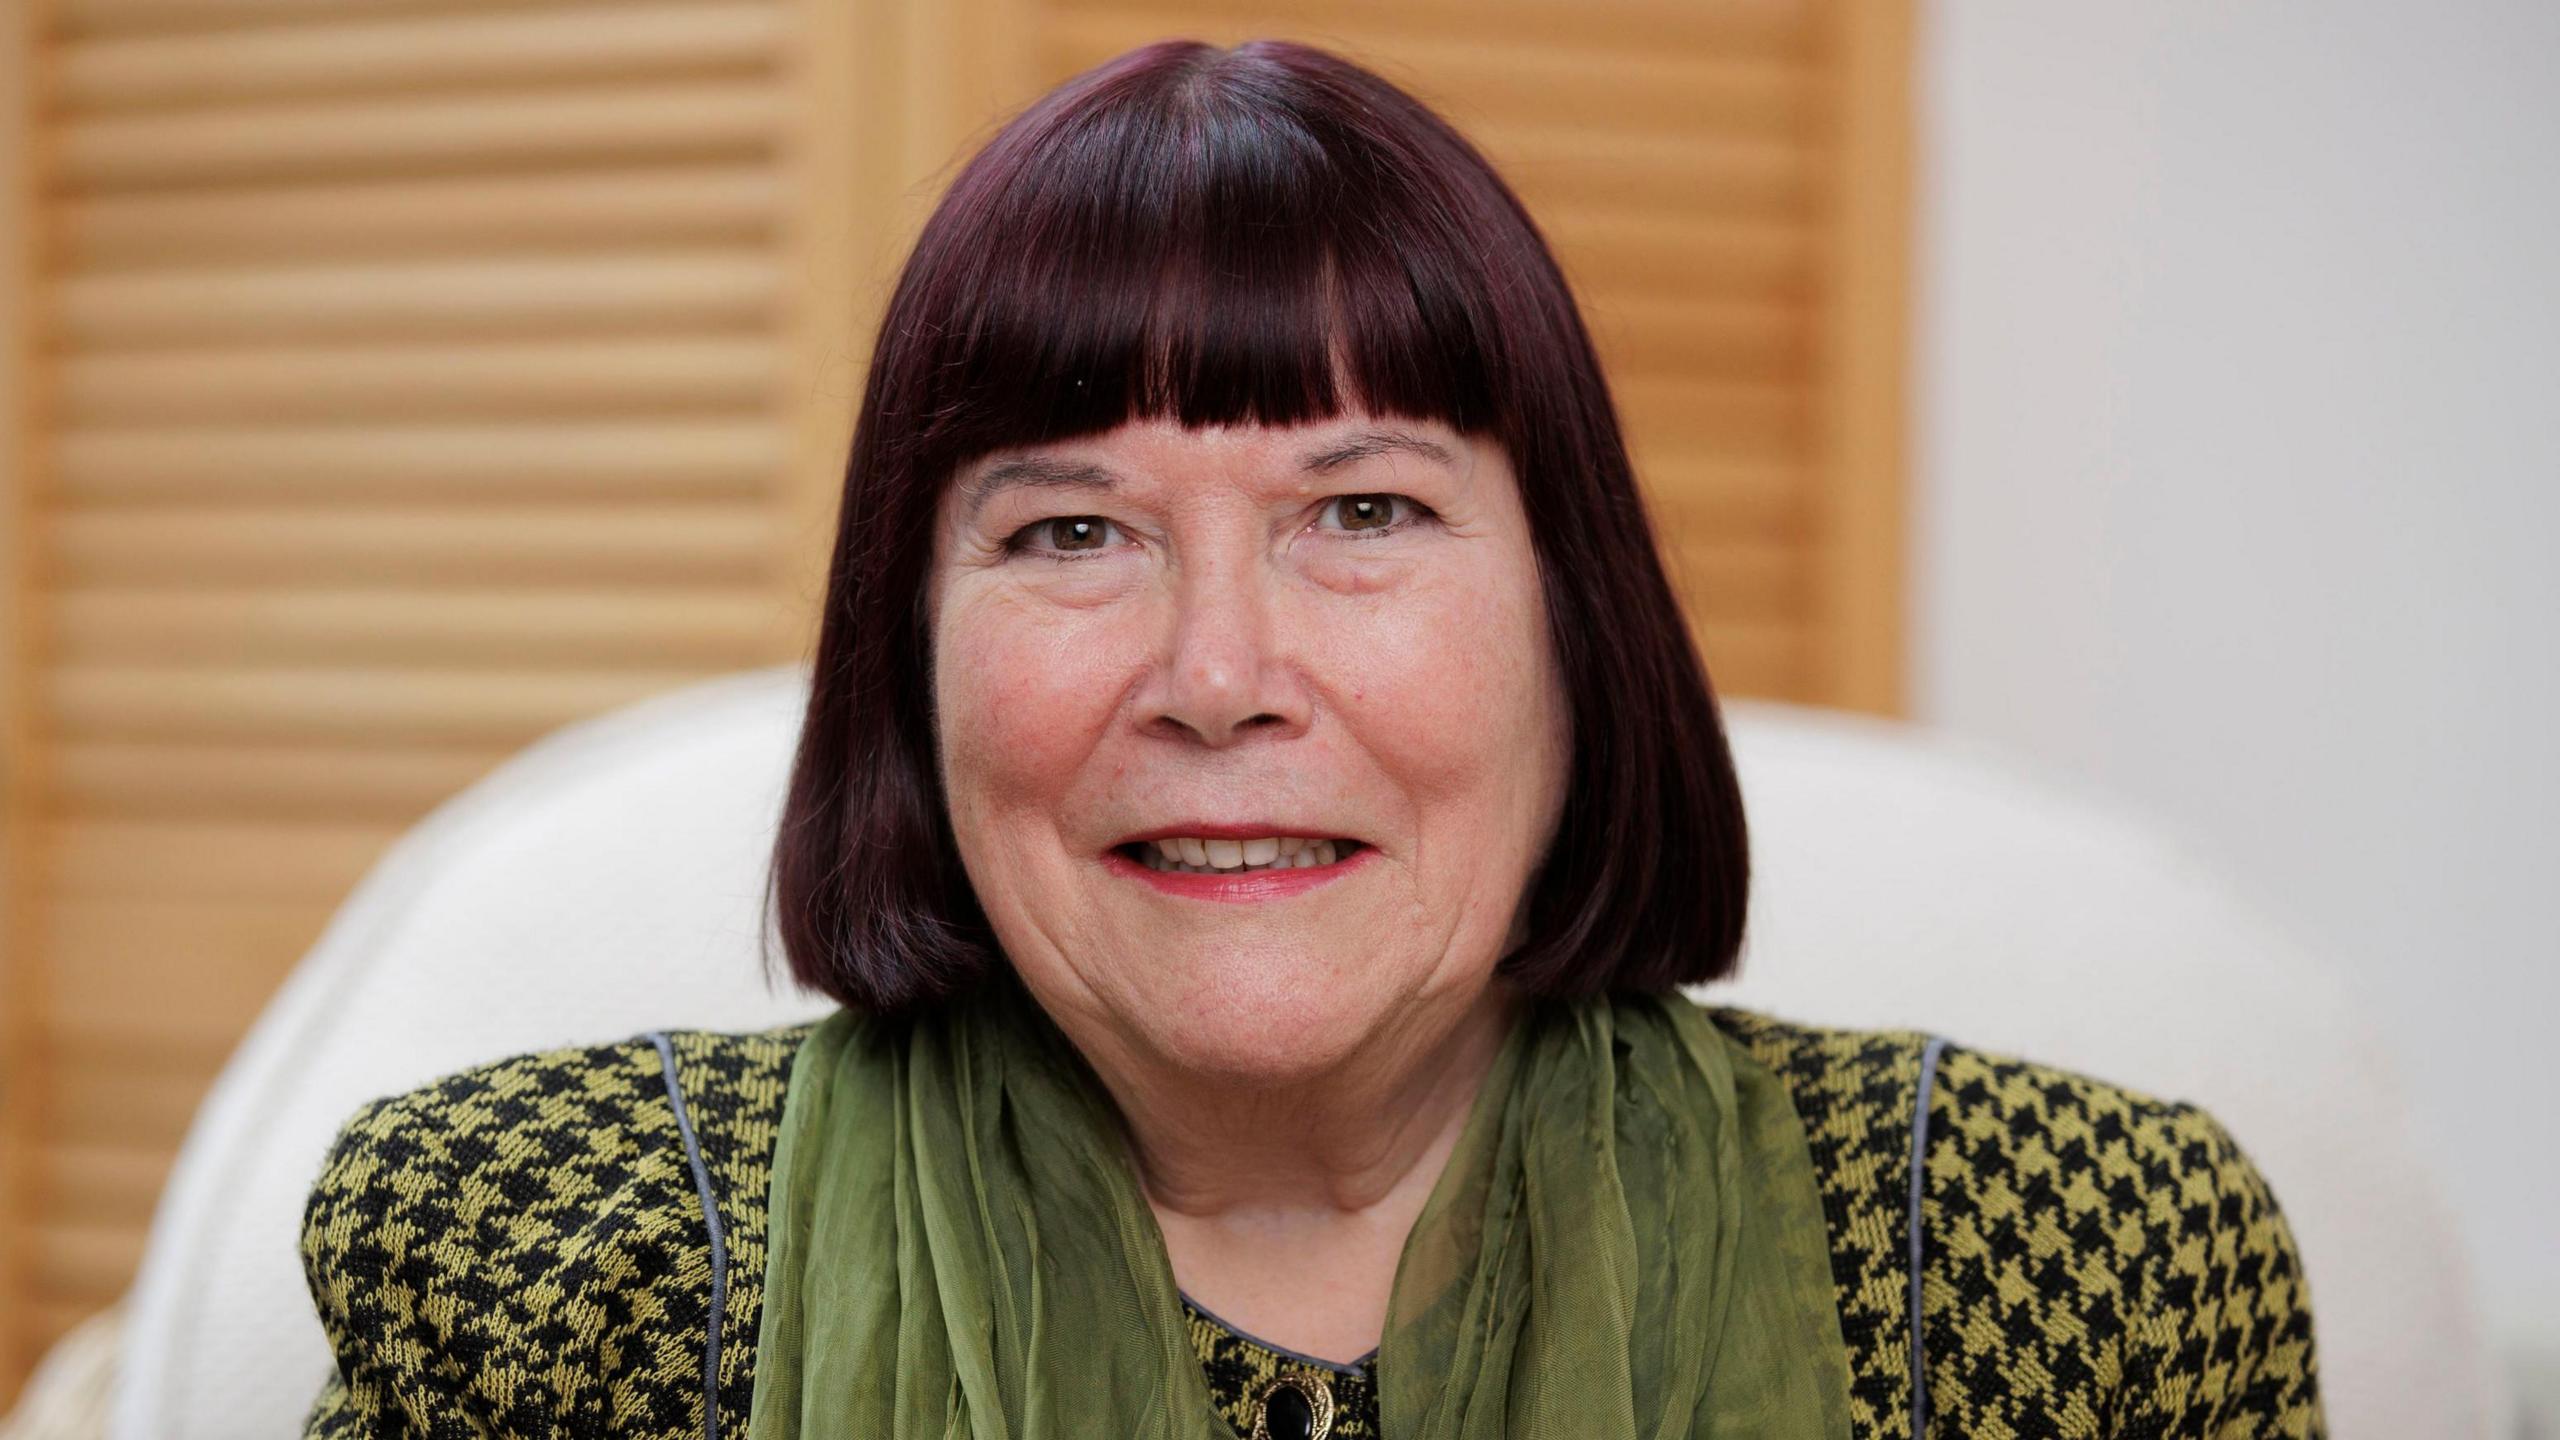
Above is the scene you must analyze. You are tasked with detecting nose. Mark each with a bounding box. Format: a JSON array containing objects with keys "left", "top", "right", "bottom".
[{"left": 1144, "top": 552, "right": 1310, "bottom": 747}]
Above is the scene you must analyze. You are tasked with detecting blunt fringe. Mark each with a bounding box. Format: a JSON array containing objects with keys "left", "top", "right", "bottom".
[{"left": 765, "top": 38, "right": 1750, "bottom": 1017}]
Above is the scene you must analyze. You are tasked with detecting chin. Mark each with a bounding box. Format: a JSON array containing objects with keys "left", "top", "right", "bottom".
[{"left": 1124, "top": 959, "right": 1396, "bottom": 1086}]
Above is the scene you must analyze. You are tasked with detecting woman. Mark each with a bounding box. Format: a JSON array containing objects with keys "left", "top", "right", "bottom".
[{"left": 299, "top": 39, "right": 2325, "bottom": 1440}]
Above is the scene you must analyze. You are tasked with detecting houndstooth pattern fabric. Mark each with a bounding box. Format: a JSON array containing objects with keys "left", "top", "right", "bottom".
[
  {"left": 299, "top": 1006, "right": 2323, "bottom": 1438},
  {"left": 1701, "top": 1007, "right": 1941, "bottom": 1435},
  {"left": 1183, "top": 1296, "right": 1382, "bottom": 1439},
  {"left": 1913, "top": 1043, "right": 2323, "bottom": 1437},
  {"left": 298, "top": 1026, "right": 804, "bottom": 1438}
]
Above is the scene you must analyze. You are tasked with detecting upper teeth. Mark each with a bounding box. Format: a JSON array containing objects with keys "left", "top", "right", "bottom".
[{"left": 1140, "top": 836, "right": 1346, "bottom": 873}]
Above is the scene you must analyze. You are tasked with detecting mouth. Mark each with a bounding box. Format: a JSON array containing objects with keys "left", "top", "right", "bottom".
[
  {"left": 1111, "top": 835, "right": 1371, "bottom": 876},
  {"left": 1101, "top": 826, "right": 1377, "bottom": 902}
]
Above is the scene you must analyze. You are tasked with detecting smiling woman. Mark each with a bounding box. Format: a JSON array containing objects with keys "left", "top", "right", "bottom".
[
  {"left": 925, "top": 409, "right": 1572, "bottom": 1358},
  {"left": 781, "top": 33, "right": 1747, "bottom": 1032},
  {"left": 296, "top": 36, "right": 2326, "bottom": 1440}
]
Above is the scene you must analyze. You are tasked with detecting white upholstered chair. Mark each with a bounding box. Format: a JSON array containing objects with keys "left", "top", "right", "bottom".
[{"left": 92, "top": 664, "right": 2509, "bottom": 1438}]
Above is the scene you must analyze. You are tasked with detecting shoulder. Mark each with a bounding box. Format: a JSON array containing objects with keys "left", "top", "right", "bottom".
[
  {"left": 1698, "top": 1002, "right": 2324, "bottom": 1437},
  {"left": 299, "top": 1020, "right": 817, "bottom": 1437},
  {"left": 300, "top": 1020, "right": 814, "bottom": 1237},
  {"left": 1698, "top": 1002, "right": 1943, "bottom": 1433},
  {"left": 1919, "top": 1036, "right": 2324, "bottom": 1435}
]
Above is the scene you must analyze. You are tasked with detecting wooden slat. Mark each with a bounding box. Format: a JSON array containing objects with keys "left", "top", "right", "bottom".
[
  {"left": 1404, "top": 48, "right": 1816, "bottom": 141},
  {"left": 1469, "top": 121, "right": 1816, "bottom": 219},
  {"left": 40, "top": 896, "right": 322, "bottom": 1065},
  {"left": 58, "top": 164, "right": 781, "bottom": 266},
  {"left": 1538, "top": 210, "right": 1816, "bottom": 301},
  {"left": 1688, "top": 615, "right": 1809, "bottom": 697},
  {"left": 58, "top": 78, "right": 782, "bottom": 190},
  {"left": 1040, "top": 0, "right": 1818, "bottom": 60},
  {"left": 53, "top": 586, "right": 791, "bottom": 665},
  {"left": 39, "top": 1141, "right": 173, "bottom": 1227},
  {"left": 50, "top": 503, "right": 775, "bottom": 585},
  {"left": 1038, "top": 15, "right": 1818, "bottom": 139},
  {"left": 54, "top": 818, "right": 409, "bottom": 900},
  {"left": 58, "top": 335, "right": 777, "bottom": 422},
  {"left": 57, "top": 1, "right": 783, "bottom": 109},
  {"left": 51, "top": 738, "right": 511, "bottom": 820},
  {"left": 38, "top": 1042, "right": 233, "bottom": 1272},
  {"left": 60, "top": 0, "right": 636, "bottom": 37},
  {"left": 41, "top": 896, "right": 322, "bottom": 1056},
  {"left": 1613, "top": 376, "right": 1815, "bottom": 459},
  {"left": 26, "top": 1219, "right": 148, "bottom": 1305},
  {"left": 54, "top": 248, "right": 781, "bottom": 345},
  {"left": 48, "top": 664, "right": 734, "bottom": 744},
  {"left": 51, "top": 419, "right": 784, "bottom": 502},
  {"left": 1665, "top": 535, "right": 1805, "bottom": 621},
  {"left": 1637, "top": 459, "right": 1807, "bottom": 537},
  {"left": 47, "top": 1016, "right": 238, "bottom": 1075},
  {"left": 44, "top": 1044, "right": 227, "bottom": 1156},
  {"left": 1582, "top": 293, "right": 1812, "bottom": 381}
]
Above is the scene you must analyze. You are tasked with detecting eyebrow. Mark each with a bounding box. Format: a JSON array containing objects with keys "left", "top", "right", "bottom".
[
  {"left": 959, "top": 455, "right": 1119, "bottom": 520},
  {"left": 1299, "top": 428, "right": 1458, "bottom": 475},
  {"left": 963, "top": 427, "right": 1458, "bottom": 521}
]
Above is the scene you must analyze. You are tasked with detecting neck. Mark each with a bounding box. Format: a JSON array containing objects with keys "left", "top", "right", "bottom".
[
  {"left": 1045, "top": 976, "right": 1530, "bottom": 1365},
  {"left": 1101, "top": 980, "right": 1525, "bottom": 1223}
]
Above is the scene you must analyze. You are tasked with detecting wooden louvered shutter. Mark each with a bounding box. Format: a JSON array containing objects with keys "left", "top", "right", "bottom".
[
  {"left": 0, "top": 0, "right": 889, "bottom": 1388},
  {"left": 0, "top": 0, "right": 1908, "bottom": 1398}
]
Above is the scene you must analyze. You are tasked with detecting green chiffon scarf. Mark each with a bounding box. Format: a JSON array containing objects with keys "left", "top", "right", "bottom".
[{"left": 743, "top": 970, "right": 1853, "bottom": 1439}]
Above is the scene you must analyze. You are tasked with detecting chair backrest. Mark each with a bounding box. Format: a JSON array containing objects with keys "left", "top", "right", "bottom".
[
  {"left": 110, "top": 666, "right": 834, "bottom": 1440},
  {"left": 108, "top": 668, "right": 2507, "bottom": 1437},
  {"left": 1702, "top": 702, "right": 2509, "bottom": 1437}
]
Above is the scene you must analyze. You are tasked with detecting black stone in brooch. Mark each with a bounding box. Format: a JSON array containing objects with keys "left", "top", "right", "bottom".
[{"left": 1250, "top": 1370, "right": 1335, "bottom": 1440}]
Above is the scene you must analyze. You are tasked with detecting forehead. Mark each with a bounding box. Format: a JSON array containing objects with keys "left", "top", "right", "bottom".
[{"left": 951, "top": 415, "right": 1469, "bottom": 521}]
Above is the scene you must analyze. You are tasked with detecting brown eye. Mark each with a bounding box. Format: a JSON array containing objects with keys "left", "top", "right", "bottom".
[
  {"left": 1038, "top": 517, "right": 1112, "bottom": 552},
  {"left": 1330, "top": 494, "right": 1402, "bottom": 531}
]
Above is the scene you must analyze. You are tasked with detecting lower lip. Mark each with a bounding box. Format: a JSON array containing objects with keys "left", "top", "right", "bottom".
[{"left": 1102, "top": 844, "right": 1376, "bottom": 902}]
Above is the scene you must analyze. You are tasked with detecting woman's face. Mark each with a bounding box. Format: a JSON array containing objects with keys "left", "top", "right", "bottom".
[{"left": 927, "top": 410, "right": 1570, "bottom": 1085}]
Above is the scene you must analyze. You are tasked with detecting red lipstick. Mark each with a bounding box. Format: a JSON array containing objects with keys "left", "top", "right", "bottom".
[
  {"left": 1102, "top": 838, "right": 1376, "bottom": 903},
  {"left": 1113, "top": 821, "right": 1363, "bottom": 845}
]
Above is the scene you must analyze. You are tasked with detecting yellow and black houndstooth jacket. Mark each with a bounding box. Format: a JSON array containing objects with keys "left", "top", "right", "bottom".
[{"left": 298, "top": 1005, "right": 2326, "bottom": 1438}]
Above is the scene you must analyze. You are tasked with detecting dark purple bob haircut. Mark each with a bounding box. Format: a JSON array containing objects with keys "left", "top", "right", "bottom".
[{"left": 766, "top": 38, "right": 1749, "bottom": 1016}]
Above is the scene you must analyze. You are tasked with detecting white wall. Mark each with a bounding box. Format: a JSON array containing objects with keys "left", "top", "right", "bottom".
[{"left": 1913, "top": 0, "right": 2559, "bottom": 1360}]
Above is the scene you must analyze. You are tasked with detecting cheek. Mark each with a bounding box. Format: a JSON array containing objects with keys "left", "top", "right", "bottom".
[
  {"left": 1332, "top": 557, "right": 1557, "bottom": 826},
  {"left": 933, "top": 591, "right": 1128, "bottom": 828}
]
